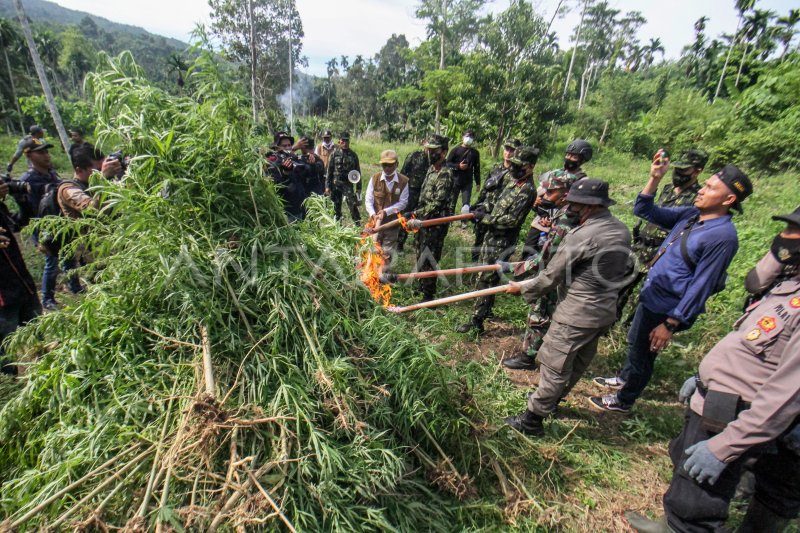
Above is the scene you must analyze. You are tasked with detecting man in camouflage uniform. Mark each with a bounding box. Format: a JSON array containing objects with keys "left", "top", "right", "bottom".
[
  {"left": 471, "top": 138, "right": 521, "bottom": 262},
  {"left": 325, "top": 131, "right": 362, "bottom": 223},
  {"left": 456, "top": 146, "right": 540, "bottom": 335},
  {"left": 397, "top": 140, "right": 430, "bottom": 252},
  {"left": 617, "top": 148, "right": 708, "bottom": 322},
  {"left": 523, "top": 139, "right": 592, "bottom": 255},
  {"left": 412, "top": 135, "right": 457, "bottom": 302},
  {"left": 501, "top": 170, "right": 579, "bottom": 369}
]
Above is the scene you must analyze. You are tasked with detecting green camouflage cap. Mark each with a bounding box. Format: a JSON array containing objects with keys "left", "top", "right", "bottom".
[
  {"left": 672, "top": 149, "right": 709, "bottom": 170},
  {"left": 509, "top": 146, "right": 540, "bottom": 166},
  {"left": 424, "top": 134, "right": 449, "bottom": 149},
  {"left": 543, "top": 169, "right": 579, "bottom": 190},
  {"left": 503, "top": 137, "right": 522, "bottom": 150}
]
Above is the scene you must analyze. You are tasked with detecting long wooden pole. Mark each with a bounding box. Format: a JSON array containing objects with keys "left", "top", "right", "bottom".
[
  {"left": 383, "top": 262, "right": 522, "bottom": 282},
  {"left": 387, "top": 284, "right": 512, "bottom": 314},
  {"left": 365, "top": 212, "right": 475, "bottom": 235}
]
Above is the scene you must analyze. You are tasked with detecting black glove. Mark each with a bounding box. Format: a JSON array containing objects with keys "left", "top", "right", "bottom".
[
  {"left": 5, "top": 163, "right": 12, "bottom": 173},
  {"left": 471, "top": 207, "right": 487, "bottom": 222}
]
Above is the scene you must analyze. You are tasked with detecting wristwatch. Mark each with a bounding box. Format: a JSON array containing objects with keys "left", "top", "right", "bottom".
[{"left": 664, "top": 321, "right": 679, "bottom": 333}]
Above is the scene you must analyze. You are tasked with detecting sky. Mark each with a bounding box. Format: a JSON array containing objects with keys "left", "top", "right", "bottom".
[{"left": 48, "top": 0, "right": 798, "bottom": 77}]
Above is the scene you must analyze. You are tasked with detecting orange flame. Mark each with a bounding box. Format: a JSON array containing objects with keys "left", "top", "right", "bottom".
[
  {"left": 397, "top": 213, "right": 418, "bottom": 233},
  {"left": 357, "top": 218, "right": 393, "bottom": 307}
]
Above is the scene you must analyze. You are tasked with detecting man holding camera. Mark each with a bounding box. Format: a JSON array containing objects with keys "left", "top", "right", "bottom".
[
  {"left": 626, "top": 207, "right": 800, "bottom": 533},
  {"left": 270, "top": 131, "right": 308, "bottom": 221},
  {"left": 446, "top": 129, "right": 480, "bottom": 218},
  {"left": 0, "top": 179, "right": 40, "bottom": 375},
  {"left": 17, "top": 139, "right": 62, "bottom": 310},
  {"left": 325, "top": 132, "right": 362, "bottom": 224},
  {"left": 297, "top": 136, "right": 325, "bottom": 196},
  {"left": 591, "top": 152, "right": 751, "bottom": 414}
]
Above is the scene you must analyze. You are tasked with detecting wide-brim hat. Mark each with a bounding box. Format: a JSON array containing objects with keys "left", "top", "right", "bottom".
[
  {"left": 772, "top": 206, "right": 800, "bottom": 227},
  {"left": 565, "top": 178, "right": 616, "bottom": 207}
]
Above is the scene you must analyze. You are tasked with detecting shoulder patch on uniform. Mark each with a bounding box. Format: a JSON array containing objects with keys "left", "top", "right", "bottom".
[
  {"left": 757, "top": 316, "right": 777, "bottom": 333},
  {"left": 791, "top": 297, "right": 800, "bottom": 309},
  {"left": 746, "top": 328, "right": 761, "bottom": 341}
]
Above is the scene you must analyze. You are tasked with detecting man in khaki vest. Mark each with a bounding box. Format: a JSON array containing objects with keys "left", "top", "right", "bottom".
[
  {"left": 364, "top": 149, "right": 409, "bottom": 266},
  {"left": 314, "top": 130, "right": 335, "bottom": 171}
]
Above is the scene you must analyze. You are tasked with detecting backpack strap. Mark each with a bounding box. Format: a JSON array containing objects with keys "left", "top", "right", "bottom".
[{"left": 679, "top": 219, "right": 698, "bottom": 271}]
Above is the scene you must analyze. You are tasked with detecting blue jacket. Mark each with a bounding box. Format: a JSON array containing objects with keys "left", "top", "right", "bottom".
[{"left": 635, "top": 193, "right": 738, "bottom": 326}]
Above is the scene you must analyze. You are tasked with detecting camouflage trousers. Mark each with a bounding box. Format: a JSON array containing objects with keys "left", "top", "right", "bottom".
[
  {"left": 471, "top": 223, "right": 488, "bottom": 262},
  {"left": 472, "top": 229, "right": 517, "bottom": 321},
  {"left": 414, "top": 224, "right": 450, "bottom": 300},
  {"left": 520, "top": 292, "right": 558, "bottom": 359},
  {"left": 331, "top": 182, "right": 361, "bottom": 223}
]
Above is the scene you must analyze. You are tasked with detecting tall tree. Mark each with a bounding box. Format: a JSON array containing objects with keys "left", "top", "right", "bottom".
[
  {"left": 415, "top": 0, "right": 486, "bottom": 132},
  {"left": 735, "top": 8, "right": 774, "bottom": 88},
  {"left": 776, "top": 9, "right": 799, "bottom": 60},
  {"left": 714, "top": 0, "right": 755, "bottom": 103},
  {"left": 209, "top": 0, "right": 305, "bottom": 126},
  {"left": 13, "top": 0, "right": 69, "bottom": 152},
  {"left": 0, "top": 18, "right": 24, "bottom": 131}
]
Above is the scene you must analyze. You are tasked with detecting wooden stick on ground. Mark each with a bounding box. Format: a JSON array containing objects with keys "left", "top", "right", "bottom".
[
  {"left": 387, "top": 284, "right": 513, "bottom": 314},
  {"left": 200, "top": 324, "right": 215, "bottom": 398}
]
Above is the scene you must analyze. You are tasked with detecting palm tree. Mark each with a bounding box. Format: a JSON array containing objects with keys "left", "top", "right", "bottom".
[
  {"left": 166, "top": 52, "right": 187, "bottom": 91},
  {"left": 13, "top": 0, "right": 69, "bottom": 152},
  {"left": 714, "top": 0, "right": 755, "bottom": 103},
  {"left": 777, "top": 9, "right": 799, "bottom": 60},
  {"left": 0, "top": 18, "right": 24, "bottom": 131},
  {"left": 643, "top": 38, "right": 665, "bottom": 67},
  {"left": 735, "top": 9, "right": 775, "bottom": 88}
]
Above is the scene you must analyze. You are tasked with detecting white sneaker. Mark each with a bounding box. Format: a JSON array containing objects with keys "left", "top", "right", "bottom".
[{"left": 593, "top": 376, "right": 625, "bottom": 390}]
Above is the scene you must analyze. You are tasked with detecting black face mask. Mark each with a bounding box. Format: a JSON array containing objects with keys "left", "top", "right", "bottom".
[
  {"left": 564, "top": 158, "right": 579, "bottom": 172},
  {"left": 771, "top": 235, "right": 800, "bottom": 266},
  {"left": 539, "top": 199, "right": 557, "bottom": 211},
  {"left": 510, "top": 164, "right": 526, "bottom": 179},
  {"left": 672, "top": 169, "right": 694, "bottom": 188},
  {"left": 564, "top": 205, "right": 583, "bottom": 225}
]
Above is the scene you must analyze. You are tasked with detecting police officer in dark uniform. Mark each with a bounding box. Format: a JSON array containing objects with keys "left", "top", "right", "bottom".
[{"left": 325, "top": 132, "right": 362, "bottom": 223}]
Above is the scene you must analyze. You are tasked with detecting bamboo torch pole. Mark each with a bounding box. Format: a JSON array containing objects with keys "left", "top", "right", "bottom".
[
  {"left": 364, "top": 213, "right": 475, "bottom": 236},
  {"left": 387, "top": 284, "right": 513, "bottom": 314},
  {"left": 381, "top": 262, "right": 522, "bottom": 283}
]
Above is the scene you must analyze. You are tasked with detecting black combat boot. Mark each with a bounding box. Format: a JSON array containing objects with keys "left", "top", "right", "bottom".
[
  {"left": 737, "top": 499, "right": 790, "bottom": 533},
  {"left": 624, "top": 512, "right": 674, "bottom": 533},
  {"left": 456, "top": 318, "right": 484, "bottom": 335},
  {"left": 502, "top": 352, "right": 538, "bottom": 371},
  {"left": 503, "top": 409, "right": 544, "bottom": 437}
]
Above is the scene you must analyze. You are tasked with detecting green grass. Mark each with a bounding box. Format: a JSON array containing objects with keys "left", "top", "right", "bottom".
[{"left": 2, "top": 130, "right": 799, "bottom": 531}]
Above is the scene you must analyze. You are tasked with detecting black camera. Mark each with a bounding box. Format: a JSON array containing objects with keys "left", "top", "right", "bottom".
[
  {"left": 107, "top": 150, "right": 130, "bottom": 179},
  {"left": 1, "top": 174, "right": 30, "bottom": 196}
]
